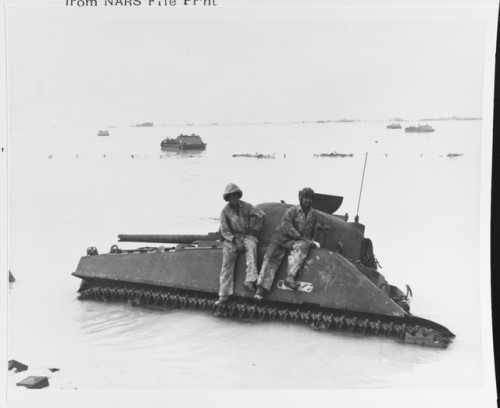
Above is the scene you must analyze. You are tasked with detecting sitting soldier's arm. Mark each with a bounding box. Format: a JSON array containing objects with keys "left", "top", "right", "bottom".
[
  {"left": 311, "top": 212, "right": 319, "bottom": 240},
  {"left": 248, "top": 207, "right": 266, "bottom": 235},
  {"left": 219, "top": 210, "right": 235, "bottom": 243},
  {"left": 280, "top": 207, "right": 301, "bottom": 240},
  {"left": 310, "top": 212, "right": 320, "bottom": 247}
]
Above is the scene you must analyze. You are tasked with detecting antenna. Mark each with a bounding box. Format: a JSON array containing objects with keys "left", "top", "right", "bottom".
[{"left": 355, "top": 152, "right": 368, "bottom": 222}]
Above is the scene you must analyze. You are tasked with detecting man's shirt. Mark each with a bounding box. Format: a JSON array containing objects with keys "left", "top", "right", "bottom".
[
  {"left": 220, "top": 200, "right": 265, "bottom": 242},
  {"left": 271, "top": 205, "right": 317, "bottom": 248}
]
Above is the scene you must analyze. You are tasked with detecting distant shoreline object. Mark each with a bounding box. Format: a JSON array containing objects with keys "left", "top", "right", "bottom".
[
  {"left": 405, "top": 124, "right": 435, "bottom": 133},
  {"left": 97, "top": 130, "right": 109, "bottom": 136},
  {"left": 390, "top": 116, "right": 481, "bottom": 122},
  {"left": 161, "top": 134, "right": 206, "bottom": 151},
  {"left": 99, "top": 116, "right": 481, "bottom": 129},
  {"left": 232, "top": 153, "right": 275, "bottom": 159},
  {"left": 387, "top": 123, "right": 402, "bottom": 129},
  {"left": 314, "top": 152, "right": 354, "bottom": 158},
  {"left": 419, "top": 116, "right": 481, "bottom": 121},
  {"left": 316, "top": 119, "right": 360, "bottom": 124}
]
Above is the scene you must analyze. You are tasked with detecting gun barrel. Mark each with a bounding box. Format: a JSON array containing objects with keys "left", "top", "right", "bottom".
[{"left": 118, "top": 234, "right": 218, "bottom": 244}]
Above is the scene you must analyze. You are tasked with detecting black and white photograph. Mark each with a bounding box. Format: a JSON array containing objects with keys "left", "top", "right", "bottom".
[{"left": 1, "top": 0, "right": 498, "bottom": 407}]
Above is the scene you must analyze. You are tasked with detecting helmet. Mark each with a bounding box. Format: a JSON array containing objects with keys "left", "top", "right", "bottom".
[
  {"left": 223, "top": 183, "right": 243, "bottom": 201},
  {"left": 298, "top": 187, "right": 315, "bottom": 201}
]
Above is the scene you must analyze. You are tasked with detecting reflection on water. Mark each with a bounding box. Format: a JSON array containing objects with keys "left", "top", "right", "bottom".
[
  {"left": 7, "top": 121, "right": 485, "bottom": 391},
  {"left": 160, "top": 150, "right": 207, "bottom": 159}
]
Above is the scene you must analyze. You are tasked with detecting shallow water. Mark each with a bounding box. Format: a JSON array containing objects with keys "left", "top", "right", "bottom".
[{"left": 6, "top": 120, "right": 489, "bottom": 395}]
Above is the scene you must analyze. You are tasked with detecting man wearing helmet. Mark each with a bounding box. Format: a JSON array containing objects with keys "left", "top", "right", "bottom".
[
  {"left": 254, "top": 187, "right": 318, "bottom": 300},
  {"left": 215, "top": 183, "right": 265, "bottom": 306}
]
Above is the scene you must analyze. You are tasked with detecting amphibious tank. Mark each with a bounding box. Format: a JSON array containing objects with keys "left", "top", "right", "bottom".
[{"left": 72, "top": 193, "right": 455, "bottom": 348}]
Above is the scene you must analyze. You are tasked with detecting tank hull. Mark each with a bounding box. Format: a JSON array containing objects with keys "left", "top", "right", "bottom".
[
  {"left": 75, "top": 247, "right": 401, "bottom": 315},
  {"left": 73, "top": 245, "right": 454, "bottom": 347}
]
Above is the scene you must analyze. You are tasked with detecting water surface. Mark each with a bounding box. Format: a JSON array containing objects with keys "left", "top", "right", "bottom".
[{"left": 6, "top": 120, "right": 486, "bottom": 394}]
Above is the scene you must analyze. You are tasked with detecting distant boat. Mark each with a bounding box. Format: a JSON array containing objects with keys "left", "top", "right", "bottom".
[
  {"left": 387, "top": 123, "right": 402, "bottom": 129},
  {"left": 98, "top": 130, "right": 109, "bottom": 136},
  {"left": 136, "top": 122, "right": 154, "bottom": 127},
  {"left": 405, "top": 124, "right": 435, "bottom": 133},
  {"left": 161, "top": 134, "right": 207, "bottom": 151}
]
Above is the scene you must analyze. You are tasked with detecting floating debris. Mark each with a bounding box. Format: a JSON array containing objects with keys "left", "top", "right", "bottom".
[
  {"left": 16, "top": 376, "right": 49, "bottom": 389},
  {"left": 405, "top": 124, "right": 435, "bottom": 133},
  {"left": 314, "top": 152, "right": 354, "bottom": 158},
  {"left": 232, "top": 153, "right": 276, "bottom": 159},
  {"left": 8, "top": 360, "right": 28, "bottom": 372},
  {"left": 387, "top": 123, "right": 402, "bottom": 129}
]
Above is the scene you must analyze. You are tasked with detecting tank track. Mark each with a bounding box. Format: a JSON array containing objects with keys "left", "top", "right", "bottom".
[{"left": 77, "top": 285, "right": 453, "bottom": 348}]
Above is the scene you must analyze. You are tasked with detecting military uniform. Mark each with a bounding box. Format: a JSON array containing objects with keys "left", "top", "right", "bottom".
[
  {"left": 257, "top": 204, "right": 317, "bottom": 291},
  {"left": 218, "top": 184, "right": 265, "bottom": 297}
]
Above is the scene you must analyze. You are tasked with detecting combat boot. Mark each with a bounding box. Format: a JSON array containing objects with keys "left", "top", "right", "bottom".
[
  {"left": 253, "top": 286, "right": 266, "bottom": 301},
  {"left": 214, "top": 296, "right": 229, "bottom": 306},
  {"left": 284, "top": 276, "right": 300, "bottom": 290}
]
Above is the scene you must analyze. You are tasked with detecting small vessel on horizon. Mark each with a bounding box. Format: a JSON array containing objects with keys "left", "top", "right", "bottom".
[
  {"left": 136, "top": 122, "right": 154, "bottom": 127},
  {"left": 405, "top": 124, "right": 435, "bottom": 133},
  {"left": 387, "top": 123, "right": 402, "bottom": 129},
  {"left": 98, "top": 130, "right": 109, "bottom": 136},
  {"left": 161, "top": 134, "right": 207, "bottom": 151}
]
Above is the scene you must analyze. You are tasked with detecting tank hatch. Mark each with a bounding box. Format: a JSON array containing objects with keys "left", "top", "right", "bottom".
[{"left": 311, "top": 193, "right": 343, "bottom": 214}]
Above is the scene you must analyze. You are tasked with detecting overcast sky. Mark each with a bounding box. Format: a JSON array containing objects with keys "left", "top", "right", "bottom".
[{"left": 4, "top": 1, "right": 496, "bottom": 128}]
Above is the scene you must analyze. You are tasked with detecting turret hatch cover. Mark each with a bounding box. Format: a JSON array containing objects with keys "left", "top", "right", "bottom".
[{"left": 312, "top": 193, "right": 343, "bottom": 214}]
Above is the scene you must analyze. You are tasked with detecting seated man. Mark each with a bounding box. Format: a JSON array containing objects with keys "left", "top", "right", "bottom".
[
  {"left": 254, "top": 187, "right": 318, "bottom": 300},
  {"left": 215, "top": 183, "right": 265, "bottom": 305}
]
